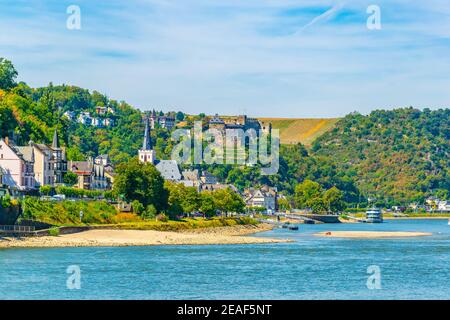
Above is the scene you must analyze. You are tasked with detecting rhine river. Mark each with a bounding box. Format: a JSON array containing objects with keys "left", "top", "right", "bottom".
[{"left": 0, "top": 219, "right": 449, "bottom": 299}]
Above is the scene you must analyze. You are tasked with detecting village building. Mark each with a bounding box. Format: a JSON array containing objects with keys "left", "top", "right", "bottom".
[
  {"left": 244, "top": 185, "right": 278, "bottom": 214},
  {"left": 68, "top": 155, "right": 114, "bottom": 190},
  {"left": 200, "top": 171, "right": 218, "bottom": 184},
  {"left": 149, "top": 110, "right": 176, "bottom": 131},
  {"left": 63, "top": 111, "right": 76, "bottom": 121},
  {"left": 77, "top": 112, "right": 93, "bottom": 126},
  {"left": 50, "top": 129, "right": 67, "bottom": 184},
  {"left": 69, "top": 161, "right": 92, "bottom": 190},
  {"left": 95, "top": 106, "right": 108, "bottom": 115},
  {"left": 437, "top": 200, "right": 450, "bottom": 212},
  {"left": 200, "top": 183, "right": 239, "bottom": 193},
  {"left": 0, "top": 137, "right": 35, "bottom": 191},
  {"left": 207, "top": 114, "right": 272, "bottom": 135}
]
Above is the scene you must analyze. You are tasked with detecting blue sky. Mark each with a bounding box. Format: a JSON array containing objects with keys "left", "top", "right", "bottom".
[{"left": 1, "top": 0, "right": 450, "bottom": 117}]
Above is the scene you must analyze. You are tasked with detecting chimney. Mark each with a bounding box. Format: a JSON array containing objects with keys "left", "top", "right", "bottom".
[{"left": 5, "top": 136, "right": 9, "bottom": 145}]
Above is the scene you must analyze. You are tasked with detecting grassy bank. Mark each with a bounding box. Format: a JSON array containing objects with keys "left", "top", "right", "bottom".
[
  {"left": 20, "top": 198, "right": 259, "bottom": 231},
  {"left": 22, "top": 198, "right": 117, "bottom": 225},
  {"left": 92, "top": 217, "right": 259, "bottom": 232}
]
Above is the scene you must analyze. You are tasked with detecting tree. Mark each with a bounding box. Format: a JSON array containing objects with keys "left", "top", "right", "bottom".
[
  {"left": 278, "top": 197, "right": 291, "bottom": 211},
  {"left": 165, "top": 181, "right": 184, "bottom": 217},
  {"left": 294, "top": 180, "right": 322, "bottom": 209},
  {"left": 131, "top": 200, "right": 145, "bottom": 215},
  {"left": 114, "top": 159, "right": 168, "bottom": 212},
  {"left": 143, "top": 204, "right": 157, "bottom": 220},
  {"left": 212, "top": 188, "right": 245, "bottom": 214},
  {"left": 165, "top": 182, "right": 201, "bottom": 216},
  {"left": 181, "top": 186, "right": 201, "bottom": 214},
  {"left": 176, "top": 111, "right": 185, "bottom": 122},
  {"left": 323, "top": 186, "right": 346, "bottom": 212},
  {"left": 227, "top": 189, "right": 246, "bottom": 213},
  {"left": 0, "top": 58, "right": 18, "bottom": 90},
  {"left": 200, "top": 192, "right": 216, "bottom": 217},
  {"left": 63, "top": 172, "right": 78, "bottom": 186}
]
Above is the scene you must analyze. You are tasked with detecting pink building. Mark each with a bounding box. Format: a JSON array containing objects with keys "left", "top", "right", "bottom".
[{"left": 0, "top": 138, "right": 35, "bottom": 190}]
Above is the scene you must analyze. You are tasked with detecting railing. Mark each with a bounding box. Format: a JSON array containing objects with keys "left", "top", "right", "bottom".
[{"left": 0, "top": 225, "right": 35, "bottom": 232}]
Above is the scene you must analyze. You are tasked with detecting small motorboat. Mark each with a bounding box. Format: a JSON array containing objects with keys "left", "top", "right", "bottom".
[{"left": 288, "top": 225, "right": 299, "bottom": 231}]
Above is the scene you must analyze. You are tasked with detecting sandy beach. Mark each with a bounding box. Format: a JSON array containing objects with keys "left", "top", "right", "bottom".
[
  {"left": 0, "top": 224, "right": 291, "bottom": 248},
  {"left": 315, "top": 231, "right": 432, "bottom": 239}
]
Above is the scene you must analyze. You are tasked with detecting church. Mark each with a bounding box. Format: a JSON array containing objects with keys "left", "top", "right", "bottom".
[{"left": 138, "top": 117, "right": 182, "bottom": 181}]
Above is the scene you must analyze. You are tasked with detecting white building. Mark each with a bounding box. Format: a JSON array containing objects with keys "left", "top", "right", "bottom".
[
  {"left": 244, "top": 186, "right": 278, "bottom": 214},
  {"left": 437, "top": 201, "right": 450, "bottom": 212},
  {"left": 63, "top": 111, "right": 76, "bottom": 121},
  {"left": 78, "top": 112, "right": 93, "bottom": 126}
]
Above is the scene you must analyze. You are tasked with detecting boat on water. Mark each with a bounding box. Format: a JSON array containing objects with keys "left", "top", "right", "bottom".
[
  {"left": 366, "top": 207, "right": 383, "bottom": 223},
  {"left": 288, "top": 225, "right": 299, "bottom": 231}
]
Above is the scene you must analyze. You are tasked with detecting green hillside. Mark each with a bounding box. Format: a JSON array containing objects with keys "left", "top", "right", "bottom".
[{"left": 311, "top": 109, "right": 450, "bottom": 204}]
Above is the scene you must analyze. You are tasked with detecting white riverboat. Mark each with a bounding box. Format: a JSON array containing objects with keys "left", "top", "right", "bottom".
[{"left": 366, "top": 207, "right": 383, "bottom": 223}]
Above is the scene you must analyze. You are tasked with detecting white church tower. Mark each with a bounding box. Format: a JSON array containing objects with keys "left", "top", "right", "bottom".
[{"left": 138, "top": 117, "right": 157, "bottom": 164}]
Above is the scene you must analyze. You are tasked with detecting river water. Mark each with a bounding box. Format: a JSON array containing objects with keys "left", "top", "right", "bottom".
[{"left": 0, "top": 219, "right": 449, "bottom": 299}]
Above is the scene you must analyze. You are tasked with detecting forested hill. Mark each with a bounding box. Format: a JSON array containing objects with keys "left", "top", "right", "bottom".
[
  {"left": 0, "top": 83, "right": 175, "bottom": 164},
  {"left": 311, "top": 108, "right": 450, "bottom": 204},
  {"left": 1, "top": 58, "right": 449, "bottom": 205}
]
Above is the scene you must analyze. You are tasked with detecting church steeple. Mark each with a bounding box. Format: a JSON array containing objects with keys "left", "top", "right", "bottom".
[
  {"left": 52, "top": 128, "right": 60, "bottom": 149},
  {"left": 138, "top": 116, "right": 156, "bottom": 164},
  {"left": 142, "top": 116, "right": 152, "bottom": 150}
]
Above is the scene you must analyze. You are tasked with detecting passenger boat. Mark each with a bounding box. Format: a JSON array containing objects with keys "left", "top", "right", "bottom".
[{"left": 366, "top": 207, "right": 383, "bottom": 223}]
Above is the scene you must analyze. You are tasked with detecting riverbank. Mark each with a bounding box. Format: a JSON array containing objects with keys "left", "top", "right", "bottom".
[
  {"left": 315, "top": 231, "right": 432, "bottom": 239},
  {"left": 0, "top": 224, "right": 291, "bottom": 248}
]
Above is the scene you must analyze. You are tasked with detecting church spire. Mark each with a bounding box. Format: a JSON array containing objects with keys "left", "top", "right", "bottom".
[
  {"left": 142, "top": 116, "right": 152, "bottom": 150},
  {"left": 52, "top": 128, "right": 60, "bottom": 149}
]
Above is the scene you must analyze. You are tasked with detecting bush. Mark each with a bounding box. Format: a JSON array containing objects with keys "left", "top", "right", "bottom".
[
  {"left": 40, "top": 186, "right": 53, "bottom": 196},
  {"left": 48, "top": 227, "right": 60, "bottom": 236},
  {"left": 156, "top": 213, "right": 168, "bottom": 222},
  {"left": 142, "top": 205, "right": 157, "bottom": 220},
  {"left": 131, "top": 200, "right": 145, "bottom": 215}
]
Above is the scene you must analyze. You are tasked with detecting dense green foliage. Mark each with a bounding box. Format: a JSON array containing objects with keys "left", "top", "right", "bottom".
[
  {"left": 113, "top": 159, "right": 168, "bottom": 212},
  {"left": 22, "top": 197, "right": 118, "bottom": 225},
  {"left": 0, "top": 58, "right": 17, "bottom": 90},
  {"left": 312, "top": 108, "right": 449, "bottom": 205}
]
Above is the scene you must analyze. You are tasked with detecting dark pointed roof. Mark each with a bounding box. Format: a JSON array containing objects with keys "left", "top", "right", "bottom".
[
  {"left": 52, "top": 128, "right": 60, "bottom": 149},
  {"left": 142, "top": 117, "right": 152, "bottom": 150}
]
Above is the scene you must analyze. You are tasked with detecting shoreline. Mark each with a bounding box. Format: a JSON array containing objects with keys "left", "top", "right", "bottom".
[{"left": 0, "top": 224, "right": 292, "bottom": 249}]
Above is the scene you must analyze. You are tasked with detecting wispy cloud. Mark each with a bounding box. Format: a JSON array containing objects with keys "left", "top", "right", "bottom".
[{"left": 295, "top": 1, "right": 345, "bottom": 33}]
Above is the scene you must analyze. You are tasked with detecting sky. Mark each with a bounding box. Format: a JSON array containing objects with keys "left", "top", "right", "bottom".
[{"left": 1, "top": 0, "right": 450, "bottom": 117}]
